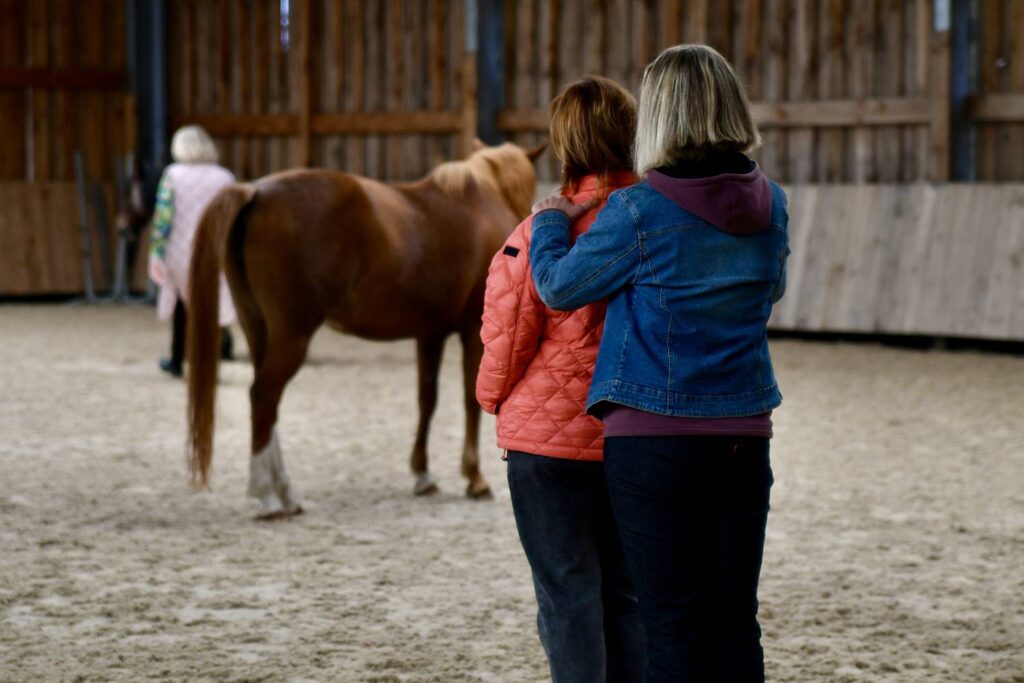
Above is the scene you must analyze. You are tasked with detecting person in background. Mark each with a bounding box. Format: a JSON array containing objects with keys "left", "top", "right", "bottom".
[
  {"left": 530, "top": 45, "right": 790, "bottom": 682},
  {"left": 148, "top": 125, "right": 236, "bottom": 377},
  {"left": 476, "top": 76, "right": 645, "bottom": 682}
]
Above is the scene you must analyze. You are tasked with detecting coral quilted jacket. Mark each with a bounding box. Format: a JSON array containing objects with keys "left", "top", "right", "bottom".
[{"left": 476, "top": 172, "right": 634, "bottom": 461}]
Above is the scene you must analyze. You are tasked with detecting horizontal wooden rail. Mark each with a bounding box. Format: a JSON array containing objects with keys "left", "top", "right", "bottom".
[
  {"left": 499, "top": 97, "right": 933, "bottom": 132},
  {"left": 0, "top": 67, "right": 128, "bottom": 90},
  {"left": 967, "top": 94, "right": 1024, "bottom": 123},
  {"left": 172, "top": 111, "right": 465, "bottom": 138}
]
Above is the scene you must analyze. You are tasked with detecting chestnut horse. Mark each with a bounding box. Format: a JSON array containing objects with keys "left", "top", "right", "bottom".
[{"left": 186, "top": 143, "right": 542, "bottom": 517}]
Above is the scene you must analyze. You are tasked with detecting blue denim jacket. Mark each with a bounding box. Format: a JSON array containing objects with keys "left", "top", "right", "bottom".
[{"left": 530, "top": 177, "right": 789, "bottom": 418}]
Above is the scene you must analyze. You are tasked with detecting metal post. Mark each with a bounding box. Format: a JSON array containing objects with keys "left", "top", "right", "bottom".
[
  {"left": 74, "top": 152, "right": 96, "bottom": 302},
  {"left": 476, "top": 0, "right": 505, "bottom": 146},
  {"left": 132, "top": 0, "right": 169, "bottom": 208},
  {"left": 949, "top": 0, "right": 978, "bottom": 181}
]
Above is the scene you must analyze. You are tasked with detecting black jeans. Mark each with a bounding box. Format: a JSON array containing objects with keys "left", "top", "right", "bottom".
[
  {"left": 603, "top": 436, "right": 772, "bottom": 683},
  {"left": 169, "top": 299, "right": 234, "bottom": 365},
  {"left": 508, "top": 451, "right": 646, "bottom": 683}
]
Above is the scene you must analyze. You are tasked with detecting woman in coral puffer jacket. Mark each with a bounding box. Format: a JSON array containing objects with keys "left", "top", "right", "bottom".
[{"left": 476, "top": 76, "right": 645, "bottom": 683}]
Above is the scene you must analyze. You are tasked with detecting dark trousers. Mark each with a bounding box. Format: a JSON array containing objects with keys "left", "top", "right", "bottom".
[
  {"left": 508, "top": 451, "right": 646, "bottom": 683},
  {"left": 169, "top": 299, "right": 233, "bottom": 365},
  {"left": 603, "top": 436, "right": 772, "bottom": 683}
]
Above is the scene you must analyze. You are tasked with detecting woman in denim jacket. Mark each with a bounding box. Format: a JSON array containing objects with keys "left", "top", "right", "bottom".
[{"left": 530, "top": 45, "right": 790, "bottom": 682}]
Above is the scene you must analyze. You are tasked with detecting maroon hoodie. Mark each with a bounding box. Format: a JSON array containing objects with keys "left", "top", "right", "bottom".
[{"left": 646, "top": 161, "right": 774, "bottom": 235}]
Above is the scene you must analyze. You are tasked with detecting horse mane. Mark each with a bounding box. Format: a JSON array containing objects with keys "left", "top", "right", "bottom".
[{"left": 430, "top": 143, "right": 536, "bottom": 218}]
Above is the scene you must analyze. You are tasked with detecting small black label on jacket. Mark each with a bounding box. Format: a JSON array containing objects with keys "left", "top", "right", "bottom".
[{"left": 503, "top": 246, "right": 520, "bottom": 257}]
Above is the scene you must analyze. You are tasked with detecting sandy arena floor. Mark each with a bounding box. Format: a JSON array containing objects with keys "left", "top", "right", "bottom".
[{"left": 0, "top": 305, "right": 1022, "bottom": 682}]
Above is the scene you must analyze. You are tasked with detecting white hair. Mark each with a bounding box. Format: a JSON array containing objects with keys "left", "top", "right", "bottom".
[{"left": 171, "top": 125, "right": 219, "bottom": 164}]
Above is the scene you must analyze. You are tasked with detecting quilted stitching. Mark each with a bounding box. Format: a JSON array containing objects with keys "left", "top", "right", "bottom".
[{"left": 477, "top": 177, "right": 632, "bottom": 462}]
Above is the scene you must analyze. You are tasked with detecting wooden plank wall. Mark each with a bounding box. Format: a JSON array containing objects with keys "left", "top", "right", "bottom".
[
  {"left": 501, "top": 0, "right": 947, "bottom": 184},
  {"left": 0, "top": 182, "right": 117, "bottom": 295},
  {"left": 0, "top": 0, "right": 133, "bottom": 183},
  {"left": 169, "top": 0, "right": 471, "bottom": 181},
  {"left": 770, "top": 184, "right": 1024, "bottom": 340},
  {"left": 0, "top": 0, "right": 132, "bottom": 296},
  {"left": 973, "top": 0, "right": 1024, "bottom": 180}
]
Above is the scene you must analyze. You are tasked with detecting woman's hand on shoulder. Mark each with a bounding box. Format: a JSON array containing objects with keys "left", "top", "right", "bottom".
[{"left": 531, "top": 194, "right": 598, "bottom": 221}]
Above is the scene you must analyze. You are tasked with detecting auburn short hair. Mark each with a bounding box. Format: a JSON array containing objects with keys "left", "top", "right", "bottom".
[
  {"left": 549, "top": 76, "right": 638, "bottom": 196},
  {"left": 635, "top": 44, "right": 760, "bottom": 174}
]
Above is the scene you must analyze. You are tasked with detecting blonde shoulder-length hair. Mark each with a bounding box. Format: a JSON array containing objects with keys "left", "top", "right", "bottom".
[
  {"left": 171, "top": 125, "right": 219, "bottom": 164},
  {"left": 634, "top": 44, "right": 760, "bottom": 175}
]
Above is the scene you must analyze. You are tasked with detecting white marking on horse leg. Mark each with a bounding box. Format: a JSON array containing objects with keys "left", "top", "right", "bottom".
[
  {"left": 266, "top": 430, "right": 303, "bottom": 514},
  {"left": 413, "top": 471, "right": 438, "bottom": 495},
  {"left": 249, "top": 431, "right": 285, "bottom": 516}
]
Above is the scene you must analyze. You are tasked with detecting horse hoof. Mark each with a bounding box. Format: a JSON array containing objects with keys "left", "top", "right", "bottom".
[
  {"left": 413, "top": 472, "right": 439, "bottom": 496},
  {"left": 465, "top": 483, "right": 493, "bottom": 500}
]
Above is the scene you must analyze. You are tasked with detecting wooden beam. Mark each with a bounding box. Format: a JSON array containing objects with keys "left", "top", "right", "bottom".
[
  {"left": 0, "top": 67, "right": 128, "bottom": 90},
  {"left": 172, "top": 111, "right": 465, "bottom": 137},
  {"left": 313, "top": 110, "right": 464, "bottom": 134},
  {"left": 499, "top": 98, "right": 934, "bottom": 132},
  {"left": 296, "top": 0, "right": 312, "bottom": 166},
  {"left": 967, "top": 94, "right": 1024, "bottom": 122},
  {"left": 752, "top": 98, "right": 933, "bottom": 127}
]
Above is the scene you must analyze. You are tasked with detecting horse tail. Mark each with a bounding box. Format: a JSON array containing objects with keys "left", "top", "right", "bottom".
[{"left": 187, "top": 184, "right": 257, "bottom": 489}]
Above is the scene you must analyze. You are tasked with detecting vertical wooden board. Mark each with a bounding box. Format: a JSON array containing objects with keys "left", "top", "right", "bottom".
[
  {"left": 251, "top": 0, "right": 269, "bottom": 176},
  {"left": 759, "top": 0, "right": 787, "bottom": 180},
  {"left": 975, "top": 1, "right": 998, "bottom": 180},
  {"left": 293, "top": 0, "right": 312, "bottom": 167},
  {"left": 28, "top": 0, "right": 51, "bottom": 182},
  {"left": 582, "top": 0, "right": 607, "bottom": 77},
  {"left": 404, "top": 0, "right": 425, "bottom": 178},
  {"left": 76, "top": 0, "right": 105, "bottom": 182},
  {"left": 705, "top": 0, "right": 732, "bottom": 57},
  {"left": 424, "top": 0, "right": 445, "bottom": 169},
  {"left": 815, "top": 0, "right": 845, "bottom": 182},
  {"left": 0, "top": 0, "right": 26, "bottom": 180},
  {"left": 768, "top": 184, "right": 818, "bottom": 328},
  {"left": 735, "top": 0, "right": 763, "bottom": 100},
  {"left": 682, "top": 0, "right": 708, "bottom": 44},
  {"left": 816, "top": 186, "right": 867, "bottom": 331},
  {"left": 1007, "top": 0, "right": 1024, "bottom": 180},
  {"left": 886, "top": 183, "right": 936, "bottom": 333},
  {"left": 954, "top": 187, "right": 1003, "bottom": 335},
  {"left": 51, "top": 0, "right": 75, "bottom": 180},
  {"left": 873, "top": 185, "right": 926, "bottom": 331},
  {"left": 544, "top": 0, "right": 561, "bottom": 179},
  {"left": 873, "top": 0, "right": 902, "bottom": 182},
  {"left": 321, "top": 0, "right": 346, "bottom": 171},
  {"left": 793, "top": 186, "right": 848, "bottom": 330},
  {"left": 386, "top": 0, "right": 405, "bottom": 179},
  {"left": 908, "top": 186, "right": 963, "bottom": 333},
  {"left": 606, "top": 0, "right": 629, "bottom": 88},
  {"left": 235, "top": 0, "right": 252, "bottom": 177},
  {"left": 786, "top": 0, "right": 816, "bottom": 183},
  {"left": 364, "top": 0, "right": 382, "bottom": 176},
  {"left": 560, "top": 0, "right": 583, "bottom": 89},
  {"left": 266, "top": 0, "right": 284, "bottom": 172},
  {"left": 658, "top": 0, "right": 680, "bottom": 50},
  {"left": 844, "top": 0, "right": 873, "bottom": 181},
  {"left": 990, "top": 187, "right": 1024, "bottom": 336},
  {"left": 447, "top": 0, "right": 466, "bottom": 163}
]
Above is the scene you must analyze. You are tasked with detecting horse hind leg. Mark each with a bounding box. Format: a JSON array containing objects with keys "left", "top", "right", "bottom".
[
  {"left": 249, "top": 330, "right": 312, "bottom": 519},
  {"left": 460, "top": 327, "right": 491, "bottom": 499},
  {"left": 410, "top": 336, "right": 445, "bottom": 495}
]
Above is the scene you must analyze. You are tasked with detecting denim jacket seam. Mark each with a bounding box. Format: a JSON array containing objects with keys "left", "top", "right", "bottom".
[{"left": 546, "top": 242, "right": 639, "bottom": 308}]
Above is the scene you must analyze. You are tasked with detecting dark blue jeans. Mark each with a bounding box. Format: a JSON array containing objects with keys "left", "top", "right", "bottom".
[
  {"left": 603, "top": 436, "right": 773, "bottom": 683},
  {"left": 508, "top": 451, "right": 646, "bottom": 683}
]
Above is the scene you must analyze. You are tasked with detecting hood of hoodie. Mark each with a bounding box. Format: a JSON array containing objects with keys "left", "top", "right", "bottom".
[{"left": 646, "top": 163, "right": 772, "bottom": 235}]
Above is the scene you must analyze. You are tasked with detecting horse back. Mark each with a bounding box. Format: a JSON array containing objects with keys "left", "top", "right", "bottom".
[{"left": 242, "top": 169, "right": 515, "bottom": 340}]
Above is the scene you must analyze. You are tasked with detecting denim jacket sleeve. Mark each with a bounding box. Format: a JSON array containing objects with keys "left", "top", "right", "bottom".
[{"left": 529, "top": 193, "right": 641, "bottom": 311}]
